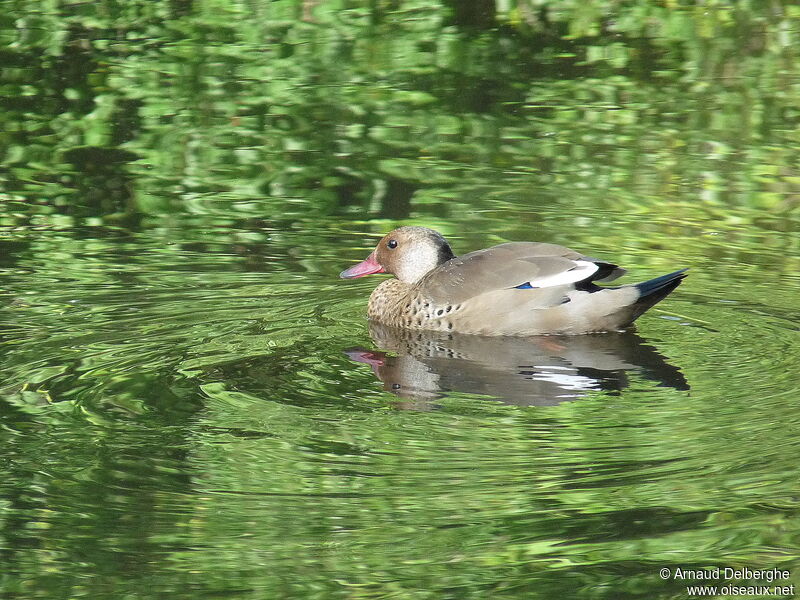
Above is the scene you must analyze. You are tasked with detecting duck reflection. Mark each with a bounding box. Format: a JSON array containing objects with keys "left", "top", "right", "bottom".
[{"left": 346, "top": 323, "right": 688, "bottom": 407}]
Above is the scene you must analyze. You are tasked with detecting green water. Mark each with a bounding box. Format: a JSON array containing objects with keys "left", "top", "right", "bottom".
[{"left": 1, "top": 1, "right": 799, "bottom": 599}]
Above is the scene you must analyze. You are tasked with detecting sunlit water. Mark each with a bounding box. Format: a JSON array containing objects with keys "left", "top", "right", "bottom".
[
  {"left": 2, "top": 1, "right": 800, "bottom": 599},
  {"left": 1, "top": 211, "right": 798, "bottom": 599}
]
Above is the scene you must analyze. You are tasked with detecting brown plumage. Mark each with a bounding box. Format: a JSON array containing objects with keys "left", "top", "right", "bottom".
[{"left": 340, "top": 226, "right": 687, "bottom": 336}]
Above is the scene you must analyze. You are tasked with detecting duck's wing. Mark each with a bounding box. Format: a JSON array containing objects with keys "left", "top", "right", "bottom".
[{"left": 419, "top": 242, "right": 624, "bottom": 306}]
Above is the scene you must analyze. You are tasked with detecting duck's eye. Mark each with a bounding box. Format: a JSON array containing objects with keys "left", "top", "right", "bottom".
[{"left": 387, "top": 239, "right": 398, "bottom": 249}]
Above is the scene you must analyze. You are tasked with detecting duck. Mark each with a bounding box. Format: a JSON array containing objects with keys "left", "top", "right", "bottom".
[{"left": 340, "top": 226, "right": 687, "bottom": 336}]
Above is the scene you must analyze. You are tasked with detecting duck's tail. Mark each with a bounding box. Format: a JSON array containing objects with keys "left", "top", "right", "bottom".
[{"left": 631, "top": 268, "right": 688, "bottom": 317}]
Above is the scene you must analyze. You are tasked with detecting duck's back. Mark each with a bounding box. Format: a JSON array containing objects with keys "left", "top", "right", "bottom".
[{"left": 419, "top": 242, "right": 617, "bottom": 305}]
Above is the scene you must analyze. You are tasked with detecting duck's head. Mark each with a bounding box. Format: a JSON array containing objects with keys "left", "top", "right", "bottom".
[{"left": 340, "top": 226, "right": 456, "bottom": 284}]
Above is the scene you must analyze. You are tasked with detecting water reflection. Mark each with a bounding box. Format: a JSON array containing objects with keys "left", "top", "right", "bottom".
[{"left": 346, "top": 322, "right": 688, "bottom": 407}]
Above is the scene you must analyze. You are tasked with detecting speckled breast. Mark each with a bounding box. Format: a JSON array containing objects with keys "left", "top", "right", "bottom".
[{"left": 367, "top": 280, "right": 463, "bottom": 332}]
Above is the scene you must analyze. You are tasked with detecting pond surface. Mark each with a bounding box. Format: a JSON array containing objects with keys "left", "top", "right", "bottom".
[{"left": 1, "top": 1, "right": 800, "bottom": 599}]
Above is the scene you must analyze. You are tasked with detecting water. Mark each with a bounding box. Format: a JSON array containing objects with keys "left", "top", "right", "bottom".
[{"left": 2, "top": 1, "right": 800, "bottom": 599}]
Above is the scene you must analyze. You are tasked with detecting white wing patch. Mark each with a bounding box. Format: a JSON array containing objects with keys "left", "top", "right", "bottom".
[{"left": 525, "top": 260, "right": 599, "bottom": 289}]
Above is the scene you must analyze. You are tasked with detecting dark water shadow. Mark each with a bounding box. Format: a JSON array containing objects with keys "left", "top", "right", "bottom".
[{"left": 346, "top": 322, "right": 689, "bottom": 408}]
